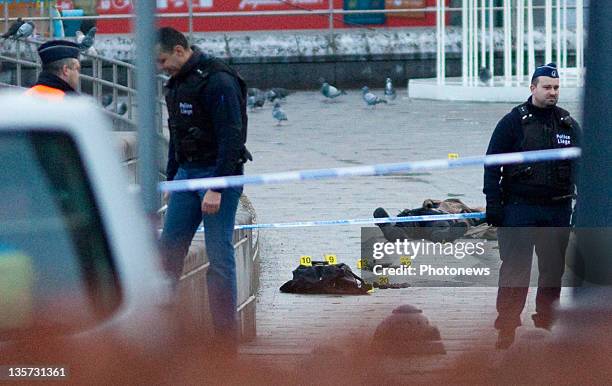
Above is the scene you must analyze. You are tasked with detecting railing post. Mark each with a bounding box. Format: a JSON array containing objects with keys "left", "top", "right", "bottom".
[
  {"left": 35, "top": 52, "right": 41, "bottom": 80},
  {"left": 112, "top": 63, "right": 118, "bottom": 113},
  {"left": 328, "top": 0, "right": 334, "bottom": 41},
  {"left": 48, "top": 2, "right": 53, "bottom": 38},
  {"left": 98, "top": 58, "right": 104, "bottom": 102},
  {"left": 3, "top": 1, "right": 8, "bottom": 34},
  {"left": 16, "top": 40, "right": 22, "bottom": 87},
  {"left": 92, "top": 57, "right": 98, "bottom": 101},
  {"left": 127, "top": 69, "right": 133, "bottom": 120},
  {"left": 157, "top": 77, "right": 164, "bottom": 135}
]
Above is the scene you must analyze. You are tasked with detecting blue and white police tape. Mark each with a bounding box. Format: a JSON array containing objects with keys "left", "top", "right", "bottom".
[
  {"left": 194, "top": 212, "right": 486, "bottom": 231},
  {"left": 159, "top": 147, "right": 581, "bottom": 193}
]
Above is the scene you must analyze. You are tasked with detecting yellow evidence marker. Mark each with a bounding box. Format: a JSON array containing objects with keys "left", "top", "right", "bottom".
[
  {"left": 324, "top": 254, "right": 337, "bottom": 265},
  {"left": 299, "top": 255, "right": 313, "bottom": 266},
  {"left": 400, "top": 256, "right": 412, "bottom": 267},
  {"left": 448, "top": 153, "right": 459, "bottom": 160}
]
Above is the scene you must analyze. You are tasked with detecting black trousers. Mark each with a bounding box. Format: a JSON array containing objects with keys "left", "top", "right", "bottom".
[{"left": 495, "top": 200, "right": 572, "bottom": 330}]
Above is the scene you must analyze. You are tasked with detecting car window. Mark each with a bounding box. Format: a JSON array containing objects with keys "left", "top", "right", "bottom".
[{"left": 0, "top": 131, "right": 121, "bottom": 336}]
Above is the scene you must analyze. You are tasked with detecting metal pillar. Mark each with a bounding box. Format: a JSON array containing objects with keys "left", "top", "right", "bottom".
[
  {"left": 462, "top": 0, "right": 468, "bottom": 85},
  {"left": 527, "top": 0, "right": 535, "bottom": 75},
  {"left": 573, "top": 0, "right": 612, "bottom": 289},
  {"left": 135, "top": 0, "right": 159, "bottom": 215},
  {"left": 488, "top": 0, "right": 494, "bottom": 83},
  {"left": 188, "top": 0, "right": 193, "bottom": 43},
  {"left": 545, "top": 0, "right": 553, "bottom": 63}
]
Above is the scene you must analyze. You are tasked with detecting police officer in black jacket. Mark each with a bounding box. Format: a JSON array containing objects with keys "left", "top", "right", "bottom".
[
  {"left": 156, "top": 27, "right": 251, "bottom": 352},
  {"left": 484, "top": 63, "right": 580, "bottom": 349}
]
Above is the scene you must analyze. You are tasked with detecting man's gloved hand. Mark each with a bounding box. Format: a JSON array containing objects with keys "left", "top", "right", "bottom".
[{"left": 486, "top": 201, "right": 504, "bottom": 227}]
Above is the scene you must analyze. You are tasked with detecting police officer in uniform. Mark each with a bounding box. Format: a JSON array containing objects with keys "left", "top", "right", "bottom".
[
  {"left": 484, "top": 63, "right": 580, "bottom": 349},
  {"left": 26, "top": 40, "right": 81, "bottom": 100},
  {"left": 156, "top": 27, "right": 250, "bottom": 351}
]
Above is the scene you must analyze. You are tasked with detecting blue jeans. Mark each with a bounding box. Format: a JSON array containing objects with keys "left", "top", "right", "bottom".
[{"left": 160, "top": 164, "right": 243, "bottom": 338}]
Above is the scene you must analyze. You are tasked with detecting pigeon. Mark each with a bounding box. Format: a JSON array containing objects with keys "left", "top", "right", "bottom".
[
  {"left": 266, "top": 89, "right": 279, "bottom": 103},
  {"left": 362, "top": 86, "right": 387, "bottom": 107},
  {"left": 247, "top": 95, "right": 257, "bottom": 111},
  {"left": 266, "top": 87, "right": 290, "bottom": 102},
  {"left": 384, "top": 78, "right": 397, "bottom": 102},
  {"left": 321, "top": 82, "right": 346, "bottom": 99},
  {"left": 101, "top": 94, "right": 113, "bottom": 108},
  {"left": 253, "top": 92, "right": 266, "bottom": 109},
  {"left": 1, "top": 18, "right": 24, "bottom": 39},
  {"left": 271, "top": 87, "right": 290, "bottom": 98},
  {"left": 14, "top": 21, "right": 35, "bottom": 40},
  {"left": 478, "top": 67, "right": 492, "bottom": 84},
  {"left": 77, "top": 27, "right": 96, "bottom": 52},
  {"left": 272, "top": 102, "right": 287, "bottom": 125},
  {"left": 116, "top": 101, "right": 128, "bottom": 116},
  {"left": 247, "top": 87, "right": 262, "bottom": 97}
]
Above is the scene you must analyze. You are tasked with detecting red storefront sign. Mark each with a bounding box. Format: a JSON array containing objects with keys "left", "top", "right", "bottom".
[{"left": 95, "top": 0, "right": 441, "bottom": 34}]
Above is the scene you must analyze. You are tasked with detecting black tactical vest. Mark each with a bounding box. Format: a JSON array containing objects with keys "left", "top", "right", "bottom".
[
  {"left": 165, "top": 53, "right": 249, "bottom": 165},
  {"left": 503, "top": 102, "right": 578, "bottom": 197}
]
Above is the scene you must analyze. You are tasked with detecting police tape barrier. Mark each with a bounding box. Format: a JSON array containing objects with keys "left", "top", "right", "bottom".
[
  {"left": 159, "top": 147, "right": 581, "bottom": 193},
  {"left": 193, "top": 212, "right": 487, "bottom": 231}
]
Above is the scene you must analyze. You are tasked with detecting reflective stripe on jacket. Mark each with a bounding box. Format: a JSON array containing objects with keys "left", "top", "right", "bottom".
[{"left": 24, "top": 84, "right": 66, "bottom": 101}]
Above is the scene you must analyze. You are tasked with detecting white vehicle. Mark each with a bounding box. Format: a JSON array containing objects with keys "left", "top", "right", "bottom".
[{"left": 0, "top": 93, "right": 172, "bottom": 348}]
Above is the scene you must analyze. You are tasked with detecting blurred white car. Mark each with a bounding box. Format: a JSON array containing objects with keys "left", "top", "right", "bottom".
[{"left": 0, "top": 93, "right": 172, "bottom": 349}]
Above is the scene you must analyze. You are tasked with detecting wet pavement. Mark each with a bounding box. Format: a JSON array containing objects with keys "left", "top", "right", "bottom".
[{"left": 238, "top": 89, "right": 581, "bottom": 371}]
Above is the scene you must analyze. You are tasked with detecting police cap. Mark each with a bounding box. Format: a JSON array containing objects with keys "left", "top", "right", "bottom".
[
  {"left": 531, "top": 62, "right": 559, "bottom": 82},
  {"left": 38, "top": 40, "right": 80, "bottom": 66}
]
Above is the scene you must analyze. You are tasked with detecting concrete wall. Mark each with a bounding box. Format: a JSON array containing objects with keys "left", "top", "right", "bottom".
[
  {"left": 2, "top": 51, "right": 576, "bottom": 92},
  {"left": 115, "top": 132, "right": 260, "bottom": 342}
]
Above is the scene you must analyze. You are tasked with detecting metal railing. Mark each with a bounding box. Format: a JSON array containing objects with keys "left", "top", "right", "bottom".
[{"left": 0, "top": 36, "right": 168, "bottom": 134}]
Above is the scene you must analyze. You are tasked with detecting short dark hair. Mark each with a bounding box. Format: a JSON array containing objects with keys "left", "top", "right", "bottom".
[
  {"left": 156, "top": 27, "right": 189, "bottom": 53},
  {"left": 531, "top": 77, "right": 540, "bottom": 86},
  {"left": 43, "top": 58, "right": 78, "bottom": 75}
]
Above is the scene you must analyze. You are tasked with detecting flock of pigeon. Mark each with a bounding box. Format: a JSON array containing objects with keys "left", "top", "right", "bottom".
[
  {"left": 1, "top": 18, "right": 35, "bottom": 42},
  {"left": 2, "top": 17, "right": 97, "bottom": 55},
  {"left": 322, "top": 78, "right": 397, "bottom": 107},
  {"left": 3, "top": 17, "right": 401, "bottom": 122},
  {"left": 247, "top": 87, "right": 292, "bottom": 125},
  {"left": 251, "top": 78, "right": 399, "bottom": 125}
]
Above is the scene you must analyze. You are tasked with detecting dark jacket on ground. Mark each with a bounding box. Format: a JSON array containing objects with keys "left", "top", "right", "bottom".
[
  {"left": 165, "top": 48, "right": 246, "bottom": 190},
  {"left": 483, "top": 96, "right": 580, "bottom": 205}
]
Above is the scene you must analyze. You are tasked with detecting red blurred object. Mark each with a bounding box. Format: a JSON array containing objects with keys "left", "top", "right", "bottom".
[{"left": 95, "top": 0, "right": 445, "bottom": 34}]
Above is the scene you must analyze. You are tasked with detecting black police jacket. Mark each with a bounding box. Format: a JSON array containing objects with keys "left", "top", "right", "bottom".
[
  {"left": 483, "top": 97, "right": 580, "bottom": 205},
  {"left": 33, "top": 71, "right": 78, "bottom": 94},
  {"left": 165, "top": 48, "right": 248, "bottom": 186}
]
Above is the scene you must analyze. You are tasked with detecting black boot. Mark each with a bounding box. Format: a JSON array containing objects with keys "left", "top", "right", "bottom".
[
  {"left": 373, "top": 207, "right": 390, "bottom": 227},
  {"left": 495, "top": 328, "right": 516, "bottom": 350},
  {"left": 532, "top": 313, "right": 553, "bottom": 331}
]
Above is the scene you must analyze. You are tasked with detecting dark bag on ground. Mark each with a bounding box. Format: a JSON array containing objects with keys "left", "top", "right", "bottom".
[{"left": 280, "top": 262, "right": 371, "bottom": 295}]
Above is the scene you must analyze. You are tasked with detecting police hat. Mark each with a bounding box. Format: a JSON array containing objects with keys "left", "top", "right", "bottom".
[
  {"left": 38, "top": 40, "right": 80, "bottom": 66},
  {"left": 531, "top": 63, "right": 559, "bottom": 82}
]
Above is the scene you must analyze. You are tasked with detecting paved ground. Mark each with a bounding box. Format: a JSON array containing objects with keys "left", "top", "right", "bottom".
[{"left": 237, "top": 90, "right": 581, "bottom": 372}]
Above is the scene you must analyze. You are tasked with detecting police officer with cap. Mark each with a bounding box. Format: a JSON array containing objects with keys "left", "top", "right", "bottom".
[
  {"left": 483, "top": 63, "right": 580, "bottom": 349},
  {"left": 25, "top": 40, "right": 81, "bottom": 100}
]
